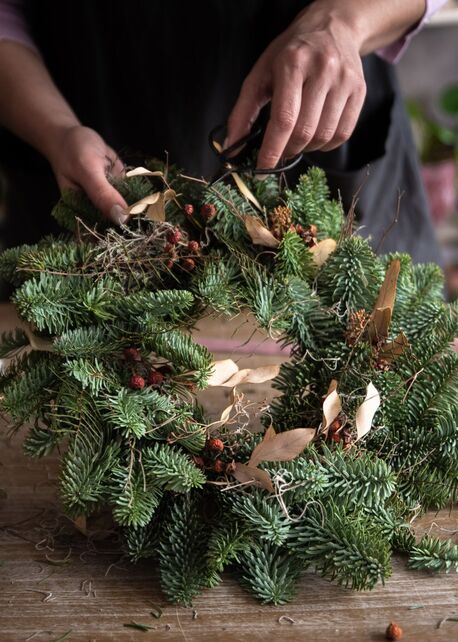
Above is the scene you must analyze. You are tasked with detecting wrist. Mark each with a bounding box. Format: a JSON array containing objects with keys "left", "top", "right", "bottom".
[
  {"left": 294, "top": 1, "right": 367, "bottom": 52},
  {"left": 40, "top": 118, "right": 81, "bottom": 163}
]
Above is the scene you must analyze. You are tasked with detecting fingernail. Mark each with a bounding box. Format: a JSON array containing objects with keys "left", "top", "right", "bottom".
[
  {"left": 254, "top": 173, "right": 269, "bottom": 182},
  {"left": 110, "top": 204, "right": 129, "bottom": 225}
]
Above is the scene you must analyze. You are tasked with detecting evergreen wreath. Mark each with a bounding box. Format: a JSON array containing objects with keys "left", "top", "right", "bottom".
[{"left": 0, "top": 162, "right": 457, "bottom": 606}]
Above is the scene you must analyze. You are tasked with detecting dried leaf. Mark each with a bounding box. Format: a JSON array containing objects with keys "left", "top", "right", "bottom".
[
  {"left": 24, "top": 324, "right": 54, "bottom": 352},
  {"left": 145, "top": 188, "right": 177, "bottom": 222},
  {"left": 243, "top": 216, "right": 279, "bottom": 248},
  {"left": 127, "top": 192, "right": 161, "bottom": 215},
  {"left": 322, "top": 379, "right": 342, "bottom": 430},
  {"left": 231, "top": 462, "right": 274, "bottom": 493},
  {"left": 310, "top": 238, "right": 337, "bottom": 267},
  {"left": 367, "top": 259, "right": 400, "bottom": 342},
  {"left": 222, "top": 364, "right": 280, "bottom": 388},
  {"left": 355, "top": 382, "right": 381, "bottom": 441},
  {"left": 249, "top": 428, "right": 316, "bottom": 467},
  {"left": 231, "top": 173, "right": 263, "bottom": 211},
  {"left": 73, "top": 515, "right": 87, "bottom": 535},
  {"left": 125, "top": 167, "right": 164, "bottom": 178},
  {"left": 207, "top": 360, "right": 280, "bottom": 387},
  {"left": 379, "top": 331, "right": 409, "bottom": 361},
  {"left": 374, "top": 259, "right": 401, "bottom": 311},
  {"left": 207, "top": 359, "right": 240, "bottom": 386}
]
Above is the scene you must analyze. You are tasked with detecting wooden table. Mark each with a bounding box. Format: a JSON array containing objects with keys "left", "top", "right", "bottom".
[{"left": 1, "top": 303, "right": 457, "bottom": 642}]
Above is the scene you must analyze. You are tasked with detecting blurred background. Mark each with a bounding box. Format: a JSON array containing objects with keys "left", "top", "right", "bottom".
[{"left": 398, "top": 0, "right": 458, "bottom": 299}]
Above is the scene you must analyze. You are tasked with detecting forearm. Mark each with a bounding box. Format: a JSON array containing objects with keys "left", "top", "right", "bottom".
[
  {"left": 0, "top": 40, "right": 79, "bottom": 160},
  {"left": 296, "top": 0, "right": 426, "bottom": 56}
]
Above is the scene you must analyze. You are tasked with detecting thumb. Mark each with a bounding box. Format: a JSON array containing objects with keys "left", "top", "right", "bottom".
[
  {"left": 79, "top": 163, "right": 129, "bottom": 225},
  {"left": 226, "top": 70, "right": 268, "bottom": 153}
]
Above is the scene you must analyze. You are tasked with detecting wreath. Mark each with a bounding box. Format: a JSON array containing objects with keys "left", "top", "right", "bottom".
[{"left": 0, "top": 163, "right": 457, "bottom": 606}]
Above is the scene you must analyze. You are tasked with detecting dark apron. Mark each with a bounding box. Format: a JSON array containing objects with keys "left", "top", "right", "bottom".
[{"left": 0, "top": 0, "right": 442, "bottom": 270}]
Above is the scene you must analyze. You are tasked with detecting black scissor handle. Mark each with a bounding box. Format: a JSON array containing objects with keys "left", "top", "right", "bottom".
[{"left": 209, "top": 123, "right": 303, "bottom": 177}]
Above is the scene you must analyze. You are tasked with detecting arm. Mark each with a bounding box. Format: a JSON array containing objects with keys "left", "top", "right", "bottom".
[
  {"left": 0, "top": 37, "right": 128, "bottom": 223},
  {"left": 227, "top": 0, "right": 432, "bottom": 168}
]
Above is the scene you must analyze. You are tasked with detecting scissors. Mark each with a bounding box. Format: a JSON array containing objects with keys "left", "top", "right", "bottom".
[{"left": 208, "top": 122, "right": 303, "bottom": 186}]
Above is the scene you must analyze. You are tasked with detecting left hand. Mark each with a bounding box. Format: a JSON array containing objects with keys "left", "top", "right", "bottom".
[{"left": 226, "top": 7, "right": 367, "bottom": 168}]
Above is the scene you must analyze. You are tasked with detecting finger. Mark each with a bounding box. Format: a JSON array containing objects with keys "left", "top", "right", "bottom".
[
  {"left": 304, "top": 87, "right": 350, "bottom": 152},
  {"left": 77, "top": 161, "right": 128, "bottom": 224},
  {"left": 226, "top": 64, "right": 270, "bottom": 153},
  {"left": 256, "top": 67, "right": 303, "bottom": 169},
  {"left": 283, "top": 78, "right": 328, "bottom": 158},
  {"left": 105, "top": 148, "right": 125, "bottom": 178},
  {"left": 319, "top": 89, "right": 366, "bottom": 152}
]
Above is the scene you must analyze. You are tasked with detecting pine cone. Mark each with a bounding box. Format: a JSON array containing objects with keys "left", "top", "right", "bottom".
[
  {"left": 269, "top": 205, "right": 292, "bottom": 239},
  {"left": 346, "top": 309, "right": 370, "bottom": 346},
  {"left": 183, "top": 203, "right": 194, "bottom": 216}
]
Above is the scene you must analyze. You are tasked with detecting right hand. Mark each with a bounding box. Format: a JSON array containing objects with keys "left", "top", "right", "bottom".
[{"left": 47, "top": 125, "right": 129, "bottom": 224}]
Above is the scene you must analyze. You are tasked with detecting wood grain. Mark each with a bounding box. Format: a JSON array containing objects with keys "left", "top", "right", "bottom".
[{"left": 1, "top": 303, "right": 457, "bottom": 642}]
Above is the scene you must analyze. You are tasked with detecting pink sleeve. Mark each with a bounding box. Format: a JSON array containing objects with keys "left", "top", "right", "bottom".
[
  {"left": 377, "top": 0, "right": 448, "bottom": 64},
  {"left": 0, "top": 0, "right": 38, "bottom": 52}
]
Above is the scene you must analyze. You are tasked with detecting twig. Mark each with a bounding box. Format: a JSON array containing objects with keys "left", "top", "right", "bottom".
[
  {"left": 437, "top": 615, "right": 458, "bottom": 629},
  {"left": 278, "top": 615, "right": 295, "bottom": 625}
]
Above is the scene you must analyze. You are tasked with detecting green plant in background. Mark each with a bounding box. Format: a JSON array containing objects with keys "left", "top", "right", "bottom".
[
  {"left": 0, "top": 164, "right": 457, "bottom": 606},
  {"left": 408, "top": 82, "right": 458, "bottom": 163}
]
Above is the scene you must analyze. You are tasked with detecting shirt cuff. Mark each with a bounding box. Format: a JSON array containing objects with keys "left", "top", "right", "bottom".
[
  {"left": 376, "top": 0, "right": 448, "bottom": 64},
  {"left": 0, "top": 0, "right": 38, "bottom": 52}
]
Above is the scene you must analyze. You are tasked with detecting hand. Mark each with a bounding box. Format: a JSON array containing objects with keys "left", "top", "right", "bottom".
[
  {"left": 47, "top": 125, "right": 128, "bottom": 224},
  {"left": 226, "top": 6, "right": 367, "bottom": 169}
]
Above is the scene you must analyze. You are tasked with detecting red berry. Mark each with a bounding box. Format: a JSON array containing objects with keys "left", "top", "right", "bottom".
[
  {"left": 213, "top": 459, "right": 225, "bottom": 474},
  {"left": 166, "top": 227, "right": 183, "bottom": 245},
  {"left": 166, "top": 259, "right": 175, "bottom": 269},
  {"left": 124, "top": 347, "right": 140, "bottom": 361},
  {"left": 385, "top": 622, "right": 403, "bottom": 641},
  {"left": 183, "top": 203, "right": 194, "bottom": 216},
  {"left": 148, "top": 370, "right": 164, "bottom": 386},
  {"left": 192, "top": 455, "right": 205, "bottom": 468},
  {"left": 182, "top": 257, "right": 196, "bottom": 271},
  {"left": 129, "top": 374, "right": 145, "bottom": 390},
  {"left": 206, "top": 438, "right": 224, "bottom": 453},
  {"left": 330, "top": 432, "right": 341, "bottom": 443},
  {"left": 188, "top": 240, "right": 200, "bottom": 254},
  {"left": 200, "top": 203, "right": 216, "bottom": 220}
]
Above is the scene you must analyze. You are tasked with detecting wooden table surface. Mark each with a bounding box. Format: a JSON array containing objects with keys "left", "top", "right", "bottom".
[{"left": 1, "top": 303, "right": 457, "bottom": 642}]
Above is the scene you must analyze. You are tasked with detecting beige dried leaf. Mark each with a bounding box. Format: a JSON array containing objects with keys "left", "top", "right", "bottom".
[
  {"left": 207, "top": 359, "right": 240, "bottom": 386},
  {"left": 207, "top": 360, "right": 280, "bottom": 387},
  {"left": 222, "top": 364, "right": 280, "bottom": 388},
  {"left": 367, "top": 259, "right": 400, "bottom": 342},
  {"left": 379, "top": 331, "right": 409, "bottom": 361},
  {"left": 73, "top": 514, "right": 87, "bottom": 535},
  {"left": 231, "top": 173, "right": 263, "bottom": 211},
  {"left": 355, "top": 382, "right": 381, "bottom": 441},
  {"left": 145, "top": 188, "right": 177, "bottom": 222},
  {"left": 231, "top": 462, "right": 274, "bottom": 493},
  {"left": 125, "top": 166, "right": 164, "bottom": 178},
  {"left": 243, "top": 216, "right": 279, "bottom": 248},
  {"left": 322, "top": 379, "right": 342, "bottom": 430},
  {"left": 248, "top": 428, "right": 316, "bottom": 467},
  {"left": 310, "top": 238, "right": 337, "bottom": 267},
  {"left": 127, "top": 192, "right": 161, "bottom": 215},
  {"left": 24, "top": 325, "right": 54, "bottom": 352}
]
